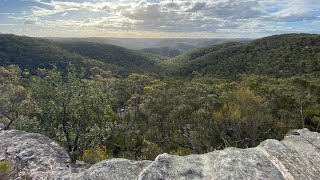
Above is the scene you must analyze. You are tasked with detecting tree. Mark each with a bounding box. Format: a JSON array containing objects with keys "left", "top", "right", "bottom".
[
  {"left": 213, "top": 87, "right": 274, "bottom": 148},
  {"left": 0, "top": 65, "right": 35, "bottom": 130},
  {"left": 141, "top": 78, "right": 221, "bottom": 155},
  {"left": 291, "top": 78, "right": 314, "bottom": 128},
  {"left": 30, "top": 65, "right": 116, "bottom": 161}
]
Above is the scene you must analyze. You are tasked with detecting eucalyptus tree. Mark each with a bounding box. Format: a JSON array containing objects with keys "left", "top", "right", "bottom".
[
  {"left": 0, "top": 65, "right": 35, "bottom": 130},
  {"left": 30, "top": 65, "right": 115, "bottom": 161}
]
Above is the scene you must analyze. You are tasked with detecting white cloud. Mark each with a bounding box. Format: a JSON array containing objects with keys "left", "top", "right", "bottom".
[
  {"left": 269, "top": 0, "right": 320, "bottom": 22},
  {"left": 61, "top": 12, "right": 68, "bottom": 17},
  {"left": 24, "top": 19, "right": 38, "bottom": 25},
  {"left": 2, "top": 0, "right": 319, "bottom": 37}
]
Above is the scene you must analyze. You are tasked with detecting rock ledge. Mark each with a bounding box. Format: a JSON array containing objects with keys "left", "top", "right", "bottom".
[{"left": 1, "top": 129, "right": 320, "bottom": 179}]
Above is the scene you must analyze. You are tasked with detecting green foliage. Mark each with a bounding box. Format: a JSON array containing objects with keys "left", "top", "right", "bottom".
[
  {"left": 0, "top": 65, "right": 36, "bottom": 130},
  {"left": 242, "top": 75, "right": 320, "bottom": 131},
  {"left": 0, "top": 34, "right": 112, "bottom": 74},
  {"left": 213, "top": 87, "right": 275, "bottom": 148},
  {"left": 167, "top": 34, "right": 320, "bottom": 78},
  {"left": 59, "top": 42, "right": 165, "bottom": 76},
  {"left": 29, "top": 65, "right": 116, "bottom": 161},
  {"left": 0, "top": 160, "right": 10, "bottom": 172},
  {"left": 165, "top": 42, "right": 241, "bottom": 67},
  {"left": 1, "top": 33, "right": 320, "bottom": 162},
  {"left": 82, "top": 146, "right": 110, "bottom": 164},
  {"left": 1, "top": 63, "right": 319, "bottom": 161},
  {"left": 0, "top": 34, "right": 165, "bottom": 76}
]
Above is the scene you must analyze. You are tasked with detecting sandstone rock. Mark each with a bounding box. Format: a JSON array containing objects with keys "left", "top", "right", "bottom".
[
  {"left": 64, "top": 129, "right": 320, "bottom": 180},
  {"left": 0, "top": 130, "right": 70, "bottom": 179},
  {"left": 1, "top": 128, "right": 320, "bottom": 180},
  {"left": 75, "top": 160, "right": 86, "bottom": 166},
  {"left": 137, "top": 129, "right": 320, "bottom": 180},
  {"left": 0, "top": 123, "right": 5, "bottom": 131},
  {"left": 60, "top": 159, "right": 152, "bottom": 180}
]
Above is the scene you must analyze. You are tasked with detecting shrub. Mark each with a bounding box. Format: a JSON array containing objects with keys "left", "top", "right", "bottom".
[
  {"left": 81, "top": 146, "right": 110, "bottom": 164},
  {"left": 0, "top": 160, "right": 10, "bottom": 172}
]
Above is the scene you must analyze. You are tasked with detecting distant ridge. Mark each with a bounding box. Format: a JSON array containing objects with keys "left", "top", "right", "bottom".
[
  {"left": 59, "top": 41, "right": 164, "bottom": 75},
  {"left": 49, "top": 37, "right": 251, "bottom": 50},
  {"left": 0, "top": 34, "right": 163, "bottom": 76},
  {"left": 141, "top": 47, "right": 183, "bottom": 59},
  {"left": 1, "top": 33, "right": 319, "bottom": 78},
  {"left": 166, "top": 33, "right": 320, "bottom": 78}
]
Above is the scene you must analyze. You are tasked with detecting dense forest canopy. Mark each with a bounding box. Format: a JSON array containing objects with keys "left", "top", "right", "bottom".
[
  {"left": 167, "top": 34, "right": 320, "bottom": 78},
  {"left": 59, "top": 41, "right": 164, "bottom": 75},
  {"left": 0, "top": 34, "right": 164, "bottom": 76},
  {"left": 0, "top": 33, "right": 319, "bottom": 164}
]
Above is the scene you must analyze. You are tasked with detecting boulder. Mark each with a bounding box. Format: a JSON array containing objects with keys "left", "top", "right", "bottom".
[
  {"left": 0, "top": 123, "right": 5, "bottom": 131},
  {"left": 138, "top": 129, "right": 320, "bottom": 179},
  {"left": 0, "top": 128, "right": 320, "bottom": 179},
  {"left": 0, "top": 130, "right": 70, "bottom": 179},
  {"left": 60, "top": 159, "right": 152, "bottom": 180}
]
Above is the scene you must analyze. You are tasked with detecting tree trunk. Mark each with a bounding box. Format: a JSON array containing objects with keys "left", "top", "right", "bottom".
[
  {"left": 3, "top": 118, "right": 15, "bottom": 130},
  {"left": 300, "top": 105, "right": 305, "bottom": 128},
  {"left": 3, "top": 113, "right": 18, "bottom": 130},
  {"left": 62, "top": 105, "right": 72, "bottom": 153}
]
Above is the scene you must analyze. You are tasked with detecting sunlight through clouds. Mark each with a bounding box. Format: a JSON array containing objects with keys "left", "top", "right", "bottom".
[{"left": 0, "top": 0, "right": 319, "bottom": 37}]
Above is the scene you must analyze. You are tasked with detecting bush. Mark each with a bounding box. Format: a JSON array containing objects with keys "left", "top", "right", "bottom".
[
  {"left": 0, "top": 160, "right": 10, "bottom": 172},
  {"left": 81, "top": 146, "right": 110, "bottom": 164}
]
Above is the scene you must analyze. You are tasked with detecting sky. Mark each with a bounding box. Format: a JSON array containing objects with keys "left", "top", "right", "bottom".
[{"left": 0, "top": 0, "right": 319, "bottom": 38}]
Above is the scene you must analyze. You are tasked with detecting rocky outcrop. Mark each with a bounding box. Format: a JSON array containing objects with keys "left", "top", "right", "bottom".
[
  {"left": 0, "top": 130, "right": 70, "bottom": 179},
  {"left": 60, "top": 159, "right": 152, "bottom": 180},
  {"left": 1, "top": 129, "right": 320, "bottom": 179},
  {"left": 0, "top": 123, "right": 4, "bottom": 131}
]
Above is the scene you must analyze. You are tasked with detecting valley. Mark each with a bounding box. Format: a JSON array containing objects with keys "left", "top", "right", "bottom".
[{"left": 0, "top": 33, "right": 319, "bottom": 165}]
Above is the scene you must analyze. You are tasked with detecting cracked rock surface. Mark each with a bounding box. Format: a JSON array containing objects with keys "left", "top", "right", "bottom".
[
  {"left": 0, "top": 130, "right": 70, "bottom": 179},
  {"left": 1, "top": 129, "right": 320, "bottom": 179}
]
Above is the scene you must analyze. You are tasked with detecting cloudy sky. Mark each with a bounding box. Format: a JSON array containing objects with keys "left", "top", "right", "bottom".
[{"left": 0, "top": 0, "right": 319, "bottom": 38}]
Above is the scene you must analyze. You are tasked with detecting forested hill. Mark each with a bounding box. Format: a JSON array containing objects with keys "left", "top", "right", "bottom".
[
  {"left": 1, "top": 33, "right": 320, "bottom": 78},
  {"left": 59, "top": 42, "right": 164, "bottom": 74},
  {"left": 168, "top": 34, "right": 320, "bottom": 78},
  {"left": 1, "top": 33, "right": 320, "bottom": 168},
  {"left": 0, "top": 34, "right": 163, "bottom": 76},
  {"left": 0, "top": 34, "right": 111, "bottom": 73},
  {"left": 165, "top": 42, "right": 242, "bottom": 66}
]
